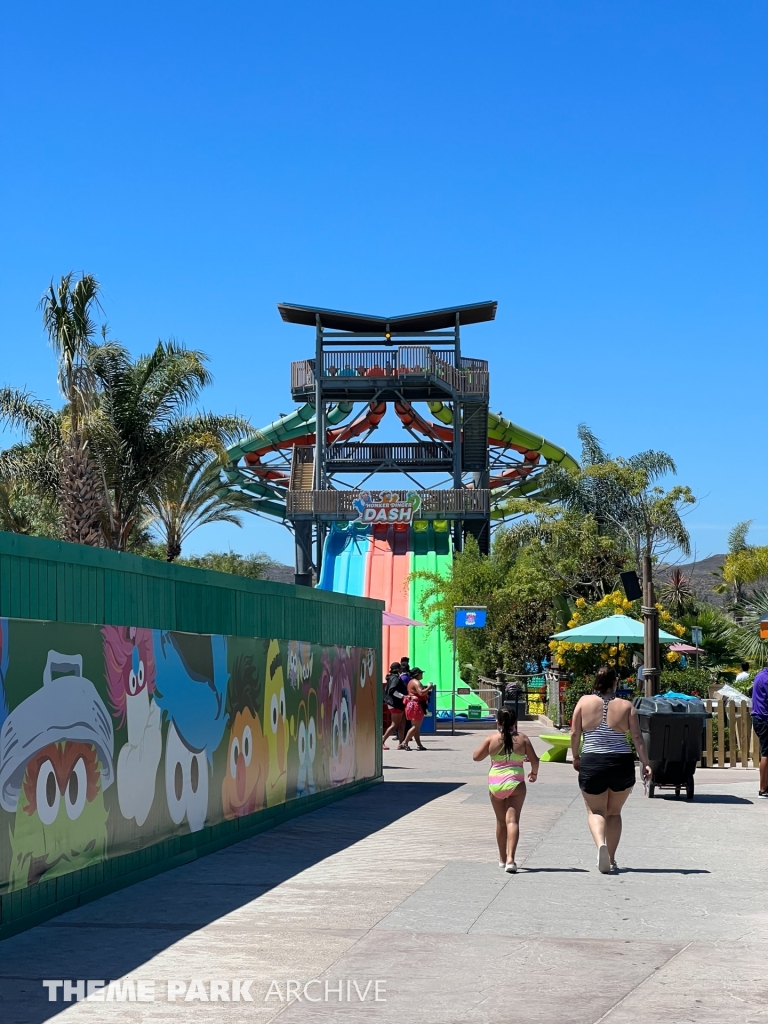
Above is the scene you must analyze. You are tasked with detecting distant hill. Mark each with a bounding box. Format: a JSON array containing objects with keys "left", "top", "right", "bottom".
[
  {"left": 259, "top": 562, "right": 297, "bottom": 585},
  {"left": 658, "top": 554, "right": 726, "bottom": 606}
]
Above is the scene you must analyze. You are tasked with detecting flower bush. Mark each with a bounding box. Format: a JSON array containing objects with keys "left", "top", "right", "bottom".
[{"left": 548, "top": 590, "right": 685, "bottom": 676}]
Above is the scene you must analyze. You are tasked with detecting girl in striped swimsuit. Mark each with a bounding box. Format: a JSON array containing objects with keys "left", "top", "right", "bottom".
[{"left": 473, "top": 707, "right": 540, "bottom": 873}]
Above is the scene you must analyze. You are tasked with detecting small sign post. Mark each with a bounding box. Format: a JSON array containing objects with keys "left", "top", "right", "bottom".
[
  {"left": 691, "top": 626, "right": 703, "bottom": 670},
  {"left": 452, "top": 606, "right": 488, "bottom": 735}
]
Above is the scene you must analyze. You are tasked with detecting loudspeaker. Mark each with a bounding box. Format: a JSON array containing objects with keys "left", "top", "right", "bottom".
[{"left": 620, "top": 571, "right": 642, "bottom": 601}]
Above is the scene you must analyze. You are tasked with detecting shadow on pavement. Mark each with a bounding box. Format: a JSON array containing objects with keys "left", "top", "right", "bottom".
[
  {"left": 520, "top": 868, "right": 590, "bottom": 873},
  {"left": 0, "top": 781, "right": 462, "bottom": 1024},
  {"left": 619, "top": 868, "right": 711, "bottom": 874},
  {"left": 658, "top": 794, "right": 754, "bottom": 804}
]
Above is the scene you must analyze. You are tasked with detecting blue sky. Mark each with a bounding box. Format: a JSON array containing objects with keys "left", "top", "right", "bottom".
[{"left": 1, "top": 2, "right": 766, "bottom": 566}]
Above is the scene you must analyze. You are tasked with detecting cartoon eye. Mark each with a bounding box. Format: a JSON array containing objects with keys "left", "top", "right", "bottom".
[
  {"left": 137, "top": 660, "right": 145, "bottom": 690},
  {"left": 366, "top": 650, "right": 374, "bottom": 675},
  {"left": 128, "top": 670, "right": 138, "bottom": 695},
  {"left": 242, "top": 725, "right": 252, "bottom": 767},
  {"left": 341, "top": 694, "right": 350, "bottom": 746},
  {"left": 36, "top": 760, "right": 60, "bottom": 826},
  {"left": 270, "top": 694, "right": 279, "bottom": 733},
  {"left": 303, "top": 659, "right": 311, "bottom": 681},
  {"left": 65, "top": 758, "right": 87, "bottom": 820},
  {"left": 308, "top": 718, "right": 316, "bottom": 763},
  {"left": 332, "top": 711, "right": 340, "bottom": 760},
  {"left": 165, "top": 721, "right": 209, "bottom": 832},
  {"left": 298, "top": 720, "right": 307, "bottom": 763},
  {"left": 229, "top": 736, "right": 240, "bottom": 779},
  {"left": 279, "top": 687, "right": 286, "bottom": 720}
]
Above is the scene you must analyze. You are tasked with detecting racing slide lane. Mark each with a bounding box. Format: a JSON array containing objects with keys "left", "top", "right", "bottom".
[
  {"left": 365, "top": 525, "right": 410, "bottom": 672},
  {"left": 319, "top": 523, "right": 369, "bottom": 596},
  {"left": 409, "top": 523, "right": 487, "bottom": 715}
]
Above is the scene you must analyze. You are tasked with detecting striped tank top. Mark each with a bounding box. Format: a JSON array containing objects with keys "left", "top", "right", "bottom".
[
  {"left": 488, "top": 741, "right": 525, "bottom": 796},
  {"left": 581, "top": 696, "right": 632, "bottom": 754}
]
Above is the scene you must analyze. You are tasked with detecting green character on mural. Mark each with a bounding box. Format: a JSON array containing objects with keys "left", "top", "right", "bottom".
[
  {"left": 0, "top": 651, "right": 114, "bottom": 891},
  {"left": 264, "top": 639, "right": 289, "bottom": 806}
]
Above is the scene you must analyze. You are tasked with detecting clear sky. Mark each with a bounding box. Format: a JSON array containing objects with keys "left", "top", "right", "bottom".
[{"left": 1, "top": 2, "right": 766, "bottom": 567}]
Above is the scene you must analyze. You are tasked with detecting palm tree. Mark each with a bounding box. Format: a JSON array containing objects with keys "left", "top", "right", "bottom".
[
  {"left": 39, "top": 272, "right": 106, "bottom": 545},
  {"left": 542, "top": 424, "right": 695, "bottom": 571},
  {"left": 145, "top": 456, "right": 256, "bottom": 561},
  {"left": 659, "top": 568, "right": 694, "bottom": 618},
  {"left": 85, "top": 340, "right": 250, "bottom": 551}
]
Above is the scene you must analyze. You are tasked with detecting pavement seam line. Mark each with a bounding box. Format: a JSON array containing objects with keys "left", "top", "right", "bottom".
[{"left": 589, "top": 940, "right": 693, "bottom": 1024}]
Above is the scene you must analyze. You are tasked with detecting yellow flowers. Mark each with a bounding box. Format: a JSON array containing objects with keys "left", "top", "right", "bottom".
[
  {"left": 661, "top": 611, "right": 671, "bottom": 622},
  {"left": 666, "top": 651, "right": 681, "bottom": 663},
  {"left": 576, "top": 597, "right": 587, "bottom": 608},
  {"left": 609, "top": 646, "right": 618, "bottom": 656}
]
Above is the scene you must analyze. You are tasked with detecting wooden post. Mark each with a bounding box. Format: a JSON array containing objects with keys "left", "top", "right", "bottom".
[
  {"left": 642, "top": 553, "right": 660, "bottom": 697},
  {"left": 716, "top": 698, "right": 725, "bottom": 768},
  {"left": 703, "top": 700, "right": 713, "bottom": 768},
  {"left": 741, "top": 705, "right": 750, "bottom": 768},
  {"left": 728, "top": 701, "right": 738, "bottom": 767}
]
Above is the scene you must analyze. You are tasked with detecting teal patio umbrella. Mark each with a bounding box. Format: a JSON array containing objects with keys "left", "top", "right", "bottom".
[{"left": 551, "top": 613, "right": 679, "bottom": 644}]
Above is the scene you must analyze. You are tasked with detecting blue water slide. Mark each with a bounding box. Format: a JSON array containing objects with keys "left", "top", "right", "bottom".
[{"left": 319, "top": 523, "right": 369, "bottom": 596}]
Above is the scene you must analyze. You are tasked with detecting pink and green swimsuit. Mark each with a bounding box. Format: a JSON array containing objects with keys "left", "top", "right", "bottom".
[{"left": 488, "top": 745, "right": 525, "bottom": 797}]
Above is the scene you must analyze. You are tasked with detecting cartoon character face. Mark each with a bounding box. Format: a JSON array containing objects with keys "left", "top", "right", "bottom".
[
  {"left": 153, "top": 631, "right": 229, "bottom": 832},
  {"left": 9, "top": 741, "right": 108, "bottom": 890},
  {"left": 329, "top": 648, "right": 356, "bottom": 787},
  {"left": 295, "top": 692, "right": 317, "bottom": 798},
  {"left": 264, "top": 639, "right": 288, "bottom": 806},
  {"left": 222, "top": 708, "right": 268, "bottom": 817},
  {"left": 103, "top": 626, "right": 156, "bottom": 729},
  {"left": 104, "top": 626, "right": 161, "bottom": 826},
  {"left": 354, "top": 647, "right": 377, "bottom": 780},
  {"left": 164, "top": 720, "right": 208, "bottom": 831}
]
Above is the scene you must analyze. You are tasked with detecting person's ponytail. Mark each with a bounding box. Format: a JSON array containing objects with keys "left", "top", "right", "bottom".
[{"left": 497, "top": 706, "right": 518, "bottom": 754}]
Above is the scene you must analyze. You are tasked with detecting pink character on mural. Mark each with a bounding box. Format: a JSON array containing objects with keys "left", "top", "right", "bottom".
[
  {"left": 328, "top": 646, "right": 356, "bottom": 786},
  {"left": 103, "top": 626, "right": 162, "bottom": 826}
]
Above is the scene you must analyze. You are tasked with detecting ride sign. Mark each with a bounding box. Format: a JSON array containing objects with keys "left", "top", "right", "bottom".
[{"left": 352, "top": 490, "right": 421, "bottom": 525}]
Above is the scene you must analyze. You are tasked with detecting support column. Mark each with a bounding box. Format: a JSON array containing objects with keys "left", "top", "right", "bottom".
[
  {"left": 642, "top": 552, "right": 660, "bottom": 697},
  {"left": 294, "top": 521, "right": 313, "bottom": 587}
]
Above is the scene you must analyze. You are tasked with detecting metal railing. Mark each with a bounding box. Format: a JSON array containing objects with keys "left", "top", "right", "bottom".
[
  {"left": 290, "top": 350, "right": 489, "bottom": 396},
  {"left": 325, "top": 442, "right": 452, "bottom": 467},
  {"left": 286, "top": 488, "right": 491, "bottom": 517}
]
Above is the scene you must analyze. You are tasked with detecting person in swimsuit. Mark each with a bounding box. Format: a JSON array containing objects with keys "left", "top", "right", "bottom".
[
  {"left": 402, "top": 668, "right": 433, "bottom": 750},
  {"left": 473, "top": 706, "right": 539, "bottom": 873},
  {"left": 570, "top": 665, "right": 652, "bottom": 874}
]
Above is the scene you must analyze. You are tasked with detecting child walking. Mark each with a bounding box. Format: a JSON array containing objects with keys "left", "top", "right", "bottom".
[{"left": 473, "top": 707, "right": 539, "bottom": 873}]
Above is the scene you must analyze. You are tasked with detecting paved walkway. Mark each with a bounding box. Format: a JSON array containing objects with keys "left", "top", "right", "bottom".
[{"left": 0, "top": 724, "right": 766, "bottom": 1023}]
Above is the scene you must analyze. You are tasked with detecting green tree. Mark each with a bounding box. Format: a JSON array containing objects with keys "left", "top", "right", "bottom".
[
  {"left": 85, "top": 340, "right": 249, "bottom": 551},
  {"left": 145, "top": 455, "right": 258, "bottom": 561},
  {"left": 39, "top": 272, "right": 106, "bottom": 545}
]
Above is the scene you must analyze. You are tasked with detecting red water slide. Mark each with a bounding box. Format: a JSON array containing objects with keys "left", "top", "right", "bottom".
[{"left": 364, "top": 525, "right": 411, "bottom": 674}]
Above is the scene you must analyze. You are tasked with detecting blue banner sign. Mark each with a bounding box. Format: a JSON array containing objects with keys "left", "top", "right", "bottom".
[{"left": 454, "top": 608, "right": 487, "bottom": 628}]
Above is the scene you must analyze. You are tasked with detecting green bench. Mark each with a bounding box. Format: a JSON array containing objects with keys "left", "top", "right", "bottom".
[{"left": 538, "top": 732, "right": 571, "bottom": 762}]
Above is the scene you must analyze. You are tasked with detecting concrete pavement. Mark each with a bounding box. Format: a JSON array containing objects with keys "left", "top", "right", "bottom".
[{"left": 0, "top": 723, "right": 766, "bottom": 1023}]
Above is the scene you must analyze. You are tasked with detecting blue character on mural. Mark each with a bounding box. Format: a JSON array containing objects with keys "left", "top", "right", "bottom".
[{"left": 153, "top": 630, "right": 229, "bottom": 832}]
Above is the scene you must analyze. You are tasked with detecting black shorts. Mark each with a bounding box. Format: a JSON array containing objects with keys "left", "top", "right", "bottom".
[
  {"left": 578, "top": 752, "right": 636, "bottom": 795},
  {"left": 752, "top": 715, "right": 768, "bottom": 758}
]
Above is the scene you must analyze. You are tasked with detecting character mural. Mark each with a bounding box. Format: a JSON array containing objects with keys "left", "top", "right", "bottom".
[
  {"left": 222, "top": 655, "right": 269, "bottom": 818},
  {"left": 0, "top": 618, "right": 379, "bottom": 898},
  {"left": 0, "top": 650, "right": 114, "bottom": 891},
  {"left": 353, "top": 647, "right": 377, "bottom": 780},
  {"left": 153, "top": 630, "right": 230, "bottom": 833},
  {"left": 103, "top": 626, "right": 161, "bottom": 827},
  {"left": 264, "top": 639, "right": 289, "bottom": 807}
]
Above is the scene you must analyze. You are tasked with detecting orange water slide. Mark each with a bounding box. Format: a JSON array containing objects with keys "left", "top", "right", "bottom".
[{"left": 364, "top": 525, "right": 411, "bottom": 673}]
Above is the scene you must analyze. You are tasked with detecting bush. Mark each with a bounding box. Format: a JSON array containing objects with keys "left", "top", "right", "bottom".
[
  {"left": 659, "top": 667, "right": 715, "bottom": 700},
  {"left": 562, "top": 677, "right": 593, "bottom": 726}
]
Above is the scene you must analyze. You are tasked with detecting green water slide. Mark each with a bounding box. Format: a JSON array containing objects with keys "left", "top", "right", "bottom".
[{"left": 409, "top": 521, "right": 489, "bottom": 717}]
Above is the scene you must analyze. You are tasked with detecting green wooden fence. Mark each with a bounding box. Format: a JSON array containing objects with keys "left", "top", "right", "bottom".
[{"left": 0, "top": 532, "right": 383, "bottom": 939}]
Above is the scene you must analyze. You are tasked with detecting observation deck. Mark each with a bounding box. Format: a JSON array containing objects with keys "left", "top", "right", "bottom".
[{"left": 290, "top": 349, "right": 489, "bottom": 401}]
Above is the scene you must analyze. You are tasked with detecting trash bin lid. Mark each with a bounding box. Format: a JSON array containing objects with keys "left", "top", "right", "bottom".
[{"left": 634, "top": 695, "right": 708, "bottom": 716}]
